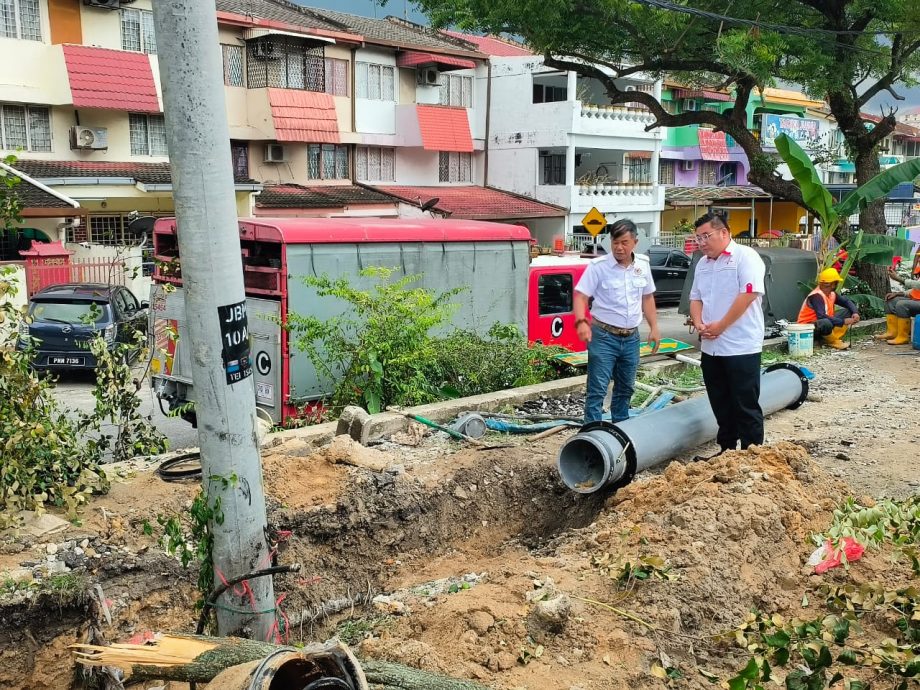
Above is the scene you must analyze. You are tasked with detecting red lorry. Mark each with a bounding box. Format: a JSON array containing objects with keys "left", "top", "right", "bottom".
[{"left": 150, "top": 217, "right": 597, "bottom": 424}]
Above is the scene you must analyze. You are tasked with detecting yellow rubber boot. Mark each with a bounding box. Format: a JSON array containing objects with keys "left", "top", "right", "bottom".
[
  {"left": 823, "top": 326, "right": 850, "bottom": 350},
  {"left": 887, "top": 317, "right": 911, "bottom": 345},
  {"left": 875, "top": 314, "right": 898, "bottom": 340}
]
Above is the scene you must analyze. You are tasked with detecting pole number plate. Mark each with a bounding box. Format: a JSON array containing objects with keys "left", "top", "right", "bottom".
[{"left": 218, "top": 300, "right": 253, "bottom": 385}]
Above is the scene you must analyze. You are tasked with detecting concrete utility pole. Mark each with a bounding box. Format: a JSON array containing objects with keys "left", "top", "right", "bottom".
[{"left": 151, "top": 1, "right": 275, "bottom": 639}]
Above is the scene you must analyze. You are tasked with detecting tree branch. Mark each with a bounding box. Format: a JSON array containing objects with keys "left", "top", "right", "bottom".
[
  {"left": 541, "top": 54, "right": 806, "bottom": 206},
  {"left": 856, "top": 37, "right": 920, "bottom": 108}
]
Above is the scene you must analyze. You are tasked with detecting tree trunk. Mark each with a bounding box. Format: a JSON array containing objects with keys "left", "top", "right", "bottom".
[
  {"left": 853, "top": 150, "right": 891, "bottom": 297},
  {"left": 72, "top": 634, "right": 490, "bottom": 690},
  {"left": 362, "top": 661, "right": 491, "bottom": 690}
]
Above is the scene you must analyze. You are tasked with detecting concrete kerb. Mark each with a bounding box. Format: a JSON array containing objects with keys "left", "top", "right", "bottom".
[{"left": 150, "top": 317, "right": 888, "bottom": 460}]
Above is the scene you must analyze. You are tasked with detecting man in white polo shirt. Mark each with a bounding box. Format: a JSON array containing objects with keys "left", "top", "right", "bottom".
[
  {"left": 689, "top": 211, "right": 766, "bottom": 454},
  {"left": 574, "top": 219, "right": 661, "bottom": 424}
]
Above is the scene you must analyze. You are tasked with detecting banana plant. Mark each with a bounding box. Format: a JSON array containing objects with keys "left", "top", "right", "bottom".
[{"left": 774, "top": 133, "right": 918, "bottom": 284}]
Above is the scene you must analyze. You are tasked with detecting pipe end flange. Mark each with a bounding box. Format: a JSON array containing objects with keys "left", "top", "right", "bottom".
[{"left": 765, "top": 362, "right": 810, "bottom": 409}]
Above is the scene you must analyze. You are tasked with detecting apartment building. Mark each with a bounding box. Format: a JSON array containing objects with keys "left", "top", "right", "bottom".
[
  {"left": 1, "top": 0, "right": 566, "bottom": 263},
  {"left": 658, "top": 86, "right": 827, "bottom": 236},
  {"left": 481, "top": 47, "right": 664, "bottom": 247}
]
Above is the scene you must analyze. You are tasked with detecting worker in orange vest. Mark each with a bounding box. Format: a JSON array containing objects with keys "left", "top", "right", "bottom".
[
  {"left": 797, "top": 267, "right": 861, "bottom": 350},
  {"left": 880, "top": 252, "right": 920, "bottom": 345}
]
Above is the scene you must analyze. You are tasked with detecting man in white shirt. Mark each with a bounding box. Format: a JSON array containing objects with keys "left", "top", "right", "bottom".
[
  {"left": 689, "top": 212, "right": 766, "bottom": 454},
  {"left": 574, "top": 219, "right": 661, "bottom": 424}
]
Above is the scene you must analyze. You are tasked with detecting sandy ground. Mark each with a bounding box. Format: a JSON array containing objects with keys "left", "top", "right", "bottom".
[{"left": 2, "top": 337, "right": 918, "bottom": 690}]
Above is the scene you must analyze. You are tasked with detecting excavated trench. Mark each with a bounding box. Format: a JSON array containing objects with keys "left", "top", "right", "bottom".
[
  {"left": 272, "top": 451, "right": 608, "bottom": 623},
  {"left": 0, "top": 445, "right": 608, "bottom": 689}
]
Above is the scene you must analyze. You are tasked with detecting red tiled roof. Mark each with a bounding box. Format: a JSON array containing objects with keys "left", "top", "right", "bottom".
[
  {"left": 62, "top": 45, "right": 159, "bottom": 113},
  {"left": 267, "top": 89, "right": 339, "bottom": 143},
  {"left": 441, "top": 30, "right": 532, "bottom": 57},
  {"left": 673, "top": 88, "right": 731, "bottom": 102},
  {"left": 416, "top": 105, "right": 473, "bottom": 152},
  {"left": 15, "top": 159, "right": 258, "bottom": 185},
  {"left": 256, "top": 184, "right": 396, "bottom": 208},
  {"left": 372, "top": 185, "right": 566, "bottom": 220},
  {"left": 396, "top": 50, "right": 476, "bottom": 71}
]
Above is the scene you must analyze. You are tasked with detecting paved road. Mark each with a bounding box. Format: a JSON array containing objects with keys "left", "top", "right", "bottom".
[
  {"left": 50, "top": 365, "right": 200, "bottom": 453},
  {"left": 49, "top": 307, "right": 693, "bottom": 451}
]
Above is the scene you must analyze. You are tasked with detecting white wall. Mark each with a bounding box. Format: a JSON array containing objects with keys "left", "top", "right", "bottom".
[
  {"left": 488, "top": 148, "right": 538, "bottom": 197},
  {"left": 355, "top": 47, "right": 397, "bottom": 135},
  {"left": 0, "top": 40, "right": 71, "bottom": 106}
]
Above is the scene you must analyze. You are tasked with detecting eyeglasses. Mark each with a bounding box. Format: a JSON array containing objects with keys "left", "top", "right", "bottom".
[{"left": 695, "top": 231, "right": 720, "bottom": 243}]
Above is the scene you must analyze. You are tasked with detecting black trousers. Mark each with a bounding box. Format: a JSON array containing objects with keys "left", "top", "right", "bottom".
[{"left": 700, "top": 352, "right": 764, "bottom": 451}]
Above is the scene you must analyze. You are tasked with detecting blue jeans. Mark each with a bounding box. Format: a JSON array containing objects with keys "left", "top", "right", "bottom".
[{"left": 584, "top": 326, "right": 640, "bottom": 424}]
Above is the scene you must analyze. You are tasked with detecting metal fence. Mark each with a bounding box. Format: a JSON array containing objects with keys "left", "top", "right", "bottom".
[{"left": 24, "top": 257, "right": 126, "bottom": 297}]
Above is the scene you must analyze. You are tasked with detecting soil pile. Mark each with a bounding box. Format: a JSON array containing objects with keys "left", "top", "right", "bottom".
[{"left": 352, "top": 443, "right": 859, "bottom": 690}]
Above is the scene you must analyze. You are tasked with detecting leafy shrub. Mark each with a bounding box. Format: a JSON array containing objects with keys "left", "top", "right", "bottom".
[
  {"left": 287, "top": 267, "right": 463, "bottom": 414},
  {"left": 426, "top": 324, "right": 565, "bottom": 399},
  {"left": 0, "top": 272, "right": 108, "bottom": 525}
]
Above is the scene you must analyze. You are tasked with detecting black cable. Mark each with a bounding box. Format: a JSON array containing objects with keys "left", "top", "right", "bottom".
[
  {"left": 154, "top": 452, "right": 202, "bottom": 481},
  {"left": 195, "top": 563, "right": 301, "bottom": 634}
]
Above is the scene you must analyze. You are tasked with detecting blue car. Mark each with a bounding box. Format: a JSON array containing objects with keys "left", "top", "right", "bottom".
[{"left": 17, "top": 283, "right": 148, "bottom": 371}]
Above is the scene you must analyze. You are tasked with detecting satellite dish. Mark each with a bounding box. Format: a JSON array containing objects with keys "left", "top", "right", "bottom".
[{"left": 420, "top": 197, "right": 440, "bottom": 212}]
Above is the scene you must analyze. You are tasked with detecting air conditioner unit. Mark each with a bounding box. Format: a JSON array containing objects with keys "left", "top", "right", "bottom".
[
  {"left": 417, "top": 67, "right": 440, "bottom": 86},
  {"left": 683, "top": 99, "right": 698, "bottom": 111},
  {"left": 264, "top": 143, "right": 286, "bottom": 163},
  {"left": 70, "top": 126, "right": 109, "bottom": 150},
  {"left": 681, "top": 160, "right": 695, "bottom": 171},
  {"left": 250, "top": 41, "right": 277, "bottom": 60},
  {"left": 84, "top": 0, "right": 122, "bottom": 9}
]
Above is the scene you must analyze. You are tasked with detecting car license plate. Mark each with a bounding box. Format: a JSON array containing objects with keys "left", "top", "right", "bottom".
[{"left": 49, "top": 356, "right": 84, "bottom": 366}]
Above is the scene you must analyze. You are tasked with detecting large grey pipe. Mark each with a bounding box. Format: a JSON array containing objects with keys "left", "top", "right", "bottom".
[{"left": 557, "top": 363, "right": 810, "bottom": 494}]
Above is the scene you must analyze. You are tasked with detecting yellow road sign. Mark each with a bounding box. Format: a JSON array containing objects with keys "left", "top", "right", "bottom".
[{"left": 581, "top": 207, "right": 607, "bottom": 237}]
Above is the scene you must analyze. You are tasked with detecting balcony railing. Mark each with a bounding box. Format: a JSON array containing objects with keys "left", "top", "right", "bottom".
[{"left": 579, "top": 103, "right": 656, "bottom": 126}]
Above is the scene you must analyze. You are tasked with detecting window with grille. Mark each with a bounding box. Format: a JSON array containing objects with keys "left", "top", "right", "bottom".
[
  {"left": 355, "top": 146, "right": 395, "bottom": 181},
  {"left": 129, "top": 113, "right": 168, "bottom": 156},
  {"left": 0, "top": 103, "right": 51, "bottom": 152},
  {"left": 0, "top": 0, "right": 41, "bottom": 41},
  {"left": 438, "top": 152, "right": 472, "bottom": 183},
  {"left": 67, "top": 213, "right": 170, "bottom": 246},
  {"left": 121, "top": 8, "right": 156, "bottom": 54},
  {"left": 230, "top": 141, "right": 249, "bottom": 179},
  {"left": 439, "top": 74, "right": 473, "bottom": 107},
  {"left": 627, "top": 157, "right": 651, "bottom": 183},
  {"left": 659, "top": 160, "right": 675, "bottom": 185},
  {"left": 307, "top": 144, "right": 349, "bottom": 180},
  {"left": 540, "top": 154, "right": 565, "bottom": 185},
  {"left": 324, "top": 58, "right": 348, "bottom": 96},
  {"left": 222, "top": 44, "right": 244, "bottom": 87},
  {"left": 355, "top": 62, "right": 396, "bottom": 101},
  {"left": 698, "top": 161, "right": 719, "bottom": 185},
  {"left": 247, "top": 38, "right": 325, "bottom": 91}
]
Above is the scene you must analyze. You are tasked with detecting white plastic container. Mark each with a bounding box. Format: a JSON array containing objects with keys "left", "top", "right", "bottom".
[{"left": 786, "top": 323, "right": 815, "bottom": 357}]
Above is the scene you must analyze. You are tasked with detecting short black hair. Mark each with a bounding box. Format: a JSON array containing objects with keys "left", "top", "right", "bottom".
[
  {"left": 694, "top": 211, "right": 730, "bottom": 232},
  {"left": 609, "top": 218, "right": 638, "bottom": 240}
]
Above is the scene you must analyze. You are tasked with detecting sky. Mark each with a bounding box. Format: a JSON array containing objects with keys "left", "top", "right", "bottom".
[
  {"left": 295, "top": 0, "right": 428, "bottom": 23},
  {"left": 295, "top": 0, "right": 920, "bottom": 113}
]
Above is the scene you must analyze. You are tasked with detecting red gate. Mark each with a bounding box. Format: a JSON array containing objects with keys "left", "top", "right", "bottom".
[{"left": 20, "top": 241, "right": 126, "bottom": 296}]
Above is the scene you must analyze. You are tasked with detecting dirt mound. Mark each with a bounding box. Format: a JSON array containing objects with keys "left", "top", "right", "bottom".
[{"left": 350, "top": 442, "right": 853, "bottom": 689}]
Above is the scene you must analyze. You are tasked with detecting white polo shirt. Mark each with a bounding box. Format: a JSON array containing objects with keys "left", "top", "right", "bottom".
[
  {"left": 689, "top": 240, "right": 766, "bottom": 356},
  {"left": 575, "top": 254, "right": 655, "bottom": 329}
]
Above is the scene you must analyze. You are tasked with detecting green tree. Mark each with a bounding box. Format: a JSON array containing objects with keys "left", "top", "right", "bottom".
[{"left": 413, "top": 0, "right": 920, "bottom": 295}]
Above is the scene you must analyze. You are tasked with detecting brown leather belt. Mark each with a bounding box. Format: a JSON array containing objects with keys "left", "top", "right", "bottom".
[{"left": 594, "top": 320, "right": 638, "bottom": 337}]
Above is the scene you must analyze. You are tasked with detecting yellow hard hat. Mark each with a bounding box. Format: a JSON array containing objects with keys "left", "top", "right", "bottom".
[{"left": 818, "top": 267, "right": 842, "bottom": 283}]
